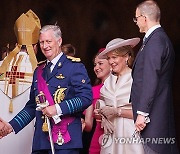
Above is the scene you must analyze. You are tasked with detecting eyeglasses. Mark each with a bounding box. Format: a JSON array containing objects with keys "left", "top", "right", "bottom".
[{"left": 133, "top": 15, "right": 145, "bottom": 23}]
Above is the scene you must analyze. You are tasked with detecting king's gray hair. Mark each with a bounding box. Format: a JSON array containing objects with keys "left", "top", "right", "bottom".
[{"left": 40, "top": 25, "right": 62, "bottom": 40}]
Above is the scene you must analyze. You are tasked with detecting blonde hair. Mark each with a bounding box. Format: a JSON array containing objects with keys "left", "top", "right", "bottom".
[{"left": 111, "top": 45, "right": 134, "bottom": 68}]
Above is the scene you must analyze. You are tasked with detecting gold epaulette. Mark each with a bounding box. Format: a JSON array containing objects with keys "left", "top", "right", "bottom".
[
  {"left": 67, "top": 56, "right": 81, "bottom": 62},
  {"left": 38, "top": 60, "right": 46, "bottom": 66}
]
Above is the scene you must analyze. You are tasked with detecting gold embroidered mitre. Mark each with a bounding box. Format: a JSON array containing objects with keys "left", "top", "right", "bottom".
[
  {"left": 14, "top": 9, "right": 41, "bottom": 45},
  {"left": 0, "top": 10, "right": 41, "bottom": 74}
]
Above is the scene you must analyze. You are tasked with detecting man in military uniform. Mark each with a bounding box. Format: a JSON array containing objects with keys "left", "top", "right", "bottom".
[
  {"left": 0, "top": 10, "right": 40, "bottom": 154},
  {"left": 0, "top": 25, "right": 92, "bottom": 154}
]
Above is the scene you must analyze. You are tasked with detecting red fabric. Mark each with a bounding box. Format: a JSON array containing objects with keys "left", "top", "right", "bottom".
[{"left": 6, "top": 66, "right": 25, "bottom": 84}]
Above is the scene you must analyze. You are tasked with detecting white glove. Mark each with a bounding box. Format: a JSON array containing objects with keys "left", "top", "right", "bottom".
[
  {"left": 101, "top": 115, "right": 114, "bottom": 134},
  {"left": 37, "top": 101, "right": 62, "bottom": 124},
  {"left": 52, "top": 115, "right": 61, "bottom": 124},
  {"left": 36, "top": 100, "right": 49, "bottom": 111},
  {"left": 100, "top": 106, "right": 121, "bottom": 120}
]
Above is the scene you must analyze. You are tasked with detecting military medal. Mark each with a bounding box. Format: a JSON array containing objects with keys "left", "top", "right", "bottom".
[{"left": 56, "top": 131, "right": 64, "bottom": 145}]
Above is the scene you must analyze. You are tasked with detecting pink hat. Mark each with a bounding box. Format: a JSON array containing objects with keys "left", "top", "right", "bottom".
[
  {"left": 98, "top": 38, "right": 140, "bottom": 58},
  {"left": 98, "top": 48, "right": 105, "bottom": 53}
]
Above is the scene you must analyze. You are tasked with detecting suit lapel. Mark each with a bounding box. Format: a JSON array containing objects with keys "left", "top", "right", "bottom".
[{"left": 132, "top": 27, "right": 164, "bottom": 71}]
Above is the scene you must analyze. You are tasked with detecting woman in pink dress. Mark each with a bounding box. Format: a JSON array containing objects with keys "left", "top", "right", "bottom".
[{"left": 83, "top": 48, "right": 111, "bottom": 154}]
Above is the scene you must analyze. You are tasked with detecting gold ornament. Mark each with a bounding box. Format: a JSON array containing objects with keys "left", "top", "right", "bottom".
[
  {"left": 56, "top": 74, "right": 65, "bottom": 79},
  {"left": 35, "top": 91, "right": 46, "bottom": 104},
  {"left": 9, "top": 99, "right": 13, "bottom": 113},
  {"left": 42, "top": 116, "right": 48, "bottom": 132},
  {"left": 58, "top": 62, "right": 62, "bottom": 67},
  {"left": 54, "top": 88, "right": 67, "bottom": 104},
  {"left": 67, "top": 56, "right": 81, "bottom": 62},
  {"left": 81, "top": 79, "right": 86, "bottom": 83}
]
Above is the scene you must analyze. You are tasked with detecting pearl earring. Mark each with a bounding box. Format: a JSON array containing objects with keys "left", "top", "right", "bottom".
[{"left": 125, "top": 59, "right": 128, "bottom": 66}]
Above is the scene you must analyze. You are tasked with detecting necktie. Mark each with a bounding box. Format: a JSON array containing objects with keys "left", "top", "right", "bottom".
[
  {"left": 143, "top": 36, "right": 147, "bottom": 44},
  {"left": 44, "top": 62, "right": 52, "bottom": 80}
]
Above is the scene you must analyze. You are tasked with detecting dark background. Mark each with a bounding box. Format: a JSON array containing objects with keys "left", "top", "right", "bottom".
[{"left": 0, "top": 0, "right": 179, "bottom": 150}]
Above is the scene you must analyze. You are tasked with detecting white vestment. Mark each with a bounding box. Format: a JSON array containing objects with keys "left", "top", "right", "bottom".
[
  {"left": 99, "top": 70, "right": 144, "bottom": 154},
  {"left": 0, "top": 52, "right": 34, "bottom": 154}
]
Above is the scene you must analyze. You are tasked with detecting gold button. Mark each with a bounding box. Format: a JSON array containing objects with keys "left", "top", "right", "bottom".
[{"left": 81, "top": 79, "right": 85, "bottom": 83}]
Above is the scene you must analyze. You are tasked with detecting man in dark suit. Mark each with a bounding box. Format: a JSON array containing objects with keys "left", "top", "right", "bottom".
[
  {"left": 0, "top": 25, "right": 92, "bottom": 154},
  {"left": 130, "top": 1, "right": 179, "bottom": 154}
]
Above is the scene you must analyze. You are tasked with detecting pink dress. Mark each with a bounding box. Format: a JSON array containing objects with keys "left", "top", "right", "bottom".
[{"left": 89, "top": 84, "right": 104, "bottom": 154}]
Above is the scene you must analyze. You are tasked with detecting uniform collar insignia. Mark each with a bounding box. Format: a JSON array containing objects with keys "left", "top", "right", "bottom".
[{"left": 58, "top": 62, "right": 62, "bottom": 67}]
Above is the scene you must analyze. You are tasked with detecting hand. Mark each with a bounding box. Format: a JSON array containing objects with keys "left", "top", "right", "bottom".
[
  {"left": 100, "top": 106, "right": 121, "bottom": 120},
  {"left": 135, "top": 114, "right": 147, "bottom": 132},
  {"left": 0, "top": 117, "right": 13, "bottom": 138},
  {"left": 36, "top": 100, "right": 49, "bottom": 111},
  {"left": 42, "top": 105, "right": 57, "bottom": 117},
  {"left": 0, "top": 120, "right": 6, "bottom": 138},
  {"left": 94, "top": 108, "right": 100, "bottom": 115},
  {"left": 94, "top": 109, "right": 102, "bottom": 122},
  {"left": 81, "top": 118, "right": 86, "bottom": 132},
  {"left": 101, "top": 115, "right": 114, "bottom": 134}
]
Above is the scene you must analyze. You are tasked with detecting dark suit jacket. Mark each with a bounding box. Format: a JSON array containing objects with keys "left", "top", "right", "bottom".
[
  {"left": 9, "top": 53, "right": 92, "bottom": 152},
  {"left": 130, "top": 27, "right": 179, "bottom": 154}
]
